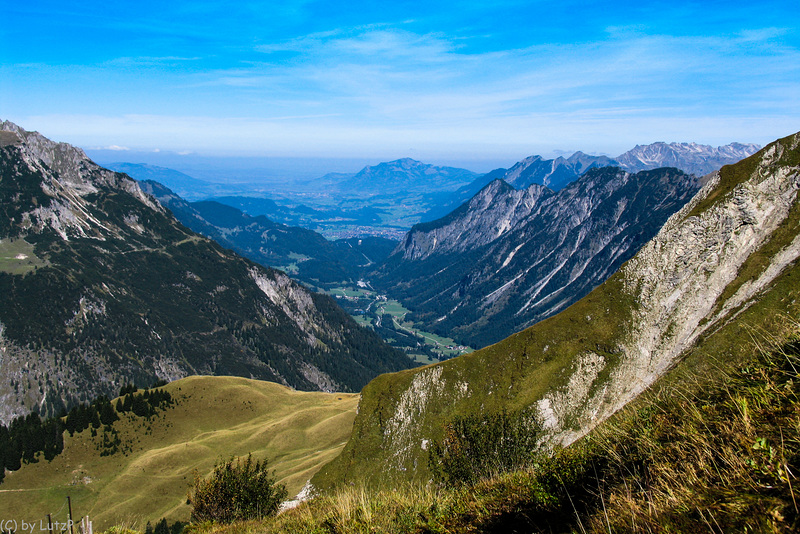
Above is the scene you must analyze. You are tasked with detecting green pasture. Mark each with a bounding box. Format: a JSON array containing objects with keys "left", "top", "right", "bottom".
[
  {"left": 0, "top": 238, "right": 47, "bottom": 275},
  {"left": 0, "top": 376, "right": 359, "bottom": 531}
]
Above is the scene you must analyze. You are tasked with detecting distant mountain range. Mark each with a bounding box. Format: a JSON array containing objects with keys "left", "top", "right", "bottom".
[
  {"left": 140, "top": 180, "right": 397, "bottom": 288},
  {"left": 470, "top": 141, "right": 760, "bottom": 191},
  {"left": 615, "top": 141, "right": 761, "bottom": 175},
  {"left": 423, "top": 142, "right": 759, "bottom": 221},
  {"left": 110, "top": 142, "right": 760, "bottom": 238},
  {"left": 0, "top": 121, "right": 412, "bottom": 423}
]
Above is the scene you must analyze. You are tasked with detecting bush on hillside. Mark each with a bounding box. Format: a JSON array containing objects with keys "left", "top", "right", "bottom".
[
  {"left": 428, "top": 409, "right": 542, "bottom": 486},
  {"left": 187, "top": 454, "right": 288, "bottom": 523}
]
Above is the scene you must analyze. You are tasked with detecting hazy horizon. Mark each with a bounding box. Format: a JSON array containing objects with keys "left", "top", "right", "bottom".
[{"left": 86, "top": 149, "right": 520, "bottom": 182}]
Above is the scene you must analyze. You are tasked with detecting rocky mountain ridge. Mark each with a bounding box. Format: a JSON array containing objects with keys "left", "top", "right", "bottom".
[
  {"left": 501, "top": 151, "right": 618, "bottom": 191},
  {"left": 464, "top": 142, "right": 759, "bottom": 196},
  {"left": 616, "top": 141, "right": 761, "bottom": 175},
  {"left": 0, "top": 121, "right": 412, "bottom": 424},
  {"left": 374, "top": 166, "right": 701, "bottom": 347},
  {"left": 316, "top": 130, "right": 800, "bottom": 489}
]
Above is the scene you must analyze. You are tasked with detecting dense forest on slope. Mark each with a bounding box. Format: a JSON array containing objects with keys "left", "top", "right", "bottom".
[{"left": 0, "top": 382, "right": 172, "bottom": 483}]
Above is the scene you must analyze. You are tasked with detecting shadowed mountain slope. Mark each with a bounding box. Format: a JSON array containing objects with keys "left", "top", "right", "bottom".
[
  {"left": 374, "top": 166, "right": 701, "bottom": 347},
  {"left": 0, "top": 121, "right": 412, "bottom": 424}
]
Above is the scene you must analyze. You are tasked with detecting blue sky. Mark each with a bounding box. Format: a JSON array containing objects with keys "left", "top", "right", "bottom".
[{"left": 2, "top": 1, "right": 799, "bottom": 168}]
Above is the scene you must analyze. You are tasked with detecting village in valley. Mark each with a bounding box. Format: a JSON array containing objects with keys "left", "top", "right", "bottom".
[{"left": 328, "top": 282, "right": 471, "bottom": 364}]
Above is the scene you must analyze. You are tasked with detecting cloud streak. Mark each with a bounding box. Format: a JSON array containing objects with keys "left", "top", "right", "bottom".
[{"left": 195, "top": 26, "right": 800, "bottom": 128}]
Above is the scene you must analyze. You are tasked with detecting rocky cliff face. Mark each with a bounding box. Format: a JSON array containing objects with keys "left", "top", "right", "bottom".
[
  {"left": 0, "top": 121, "right": 412, "bottom": 424},
  {"left": 374, "top": 166, "right": 700, "bottom": 348},
  {"left": 398, "top": 180, "right": 553, "bottom": 260},
  {"left": 315, "top": 131, "right": 800, "bottom": 489},
  {"left": 503, "top": 151, "right": 618, "bottom": 190},
  {"left": 537, "top": 136, "right": 800, "bottom": 444}
]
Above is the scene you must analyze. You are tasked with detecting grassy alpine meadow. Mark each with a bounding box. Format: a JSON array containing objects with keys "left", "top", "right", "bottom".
[
  {"left": 0, "top": 376, "right": 359, "bottom": 531},
  {"left": 0, "top": 237, "right": 47, "bottom": 275}
]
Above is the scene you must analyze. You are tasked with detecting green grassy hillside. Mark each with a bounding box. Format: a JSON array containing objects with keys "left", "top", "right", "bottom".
[
  {"left": 313, "top": 131, "right": 800, "bottom": 490},
  {"left": 182, "top": 316, "right": 800, "bottom": 533},
  {"left": 0, "top": 376, "right": 359, "bottom": 530}
]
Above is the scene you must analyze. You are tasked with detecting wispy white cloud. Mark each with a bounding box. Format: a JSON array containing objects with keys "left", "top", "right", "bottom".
[
  {"left": 194, "top": 24, "right": 800, "bottom": 134},
  {"left": 735, "top": 27, "right": 790, "bottom": 42},
  {"left": 90, "top": 144, "right": 130, "bottom": 151},
  {"left": 104, "top": 56, "right": 203, "bottom": 67}
]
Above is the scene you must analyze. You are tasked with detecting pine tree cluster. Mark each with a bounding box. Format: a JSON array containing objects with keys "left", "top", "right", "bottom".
[{"left": 0, "top": 382, "right": 175, "bottom": 483}]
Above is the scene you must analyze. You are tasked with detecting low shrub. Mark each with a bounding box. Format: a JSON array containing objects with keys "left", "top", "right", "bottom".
[
  {"left": 428, "top": 409, "right": 541, "bottom": 486},
  {"left": 187, "top": 454, "right": 288, "bottom": 523}
]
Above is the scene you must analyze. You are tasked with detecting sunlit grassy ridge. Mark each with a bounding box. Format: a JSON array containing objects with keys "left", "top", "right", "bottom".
[
  {"left": 314, "top": 273, "right": 637, "bottom": 489},
  {"left": 0, "top": 376, "right": 358, "bottom": 530}
]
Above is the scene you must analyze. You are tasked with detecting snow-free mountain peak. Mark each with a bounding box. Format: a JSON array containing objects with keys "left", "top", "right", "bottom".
[
  {"left": 615, "top": 141, "right": 761, "bottom": 175},
  {"left": 338, "top": 158, "right": 478, "bottom": 195}
]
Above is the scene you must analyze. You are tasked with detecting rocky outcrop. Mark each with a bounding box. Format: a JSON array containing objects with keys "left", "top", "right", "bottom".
[
  {"left": 2, "top": 121, "right": 161, "bottom": 213},
  {"left": 540, "top": 135, "right": 800, "bottom": 444}
]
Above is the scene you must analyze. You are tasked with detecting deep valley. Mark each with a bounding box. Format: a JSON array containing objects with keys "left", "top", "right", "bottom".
[{"left": 2, "top": 120, "right": 796, "bottom": 532}]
